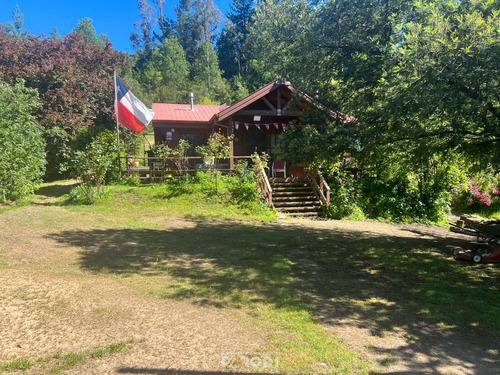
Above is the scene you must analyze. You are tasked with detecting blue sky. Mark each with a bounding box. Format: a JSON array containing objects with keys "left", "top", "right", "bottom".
[{"left": 0, "top": 0, "right": 232, "bottom": 53}]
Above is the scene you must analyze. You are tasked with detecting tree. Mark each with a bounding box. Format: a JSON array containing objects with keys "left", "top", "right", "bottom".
[
  {"left": 0, "top": 31, "right": 127, "bottom": 178},
  {"left": 1, "top": 5, "right": 29, "bottom": 39},
  {"left": 135, "top": 37, "right": 191, "bottom": 103},
  {"left": 175, "top": 0, "right": 222, "bottom": 64},
  {"left": 0, "top": 81, "right": 45, "bottom": 202},
  {"left": 131, "top": 0, "right": 158, "bottom": 69},
  {"left": 49, "top": 27, "right": 62, "bottom": 41},
  {"left": 191, "top": 39, "right": 227, "bottom": 101},
  {"left": 73, "top": 18, "right": 109, "bottom": 46},
  {"left": 196, "top": 132, "right": 234, "bottom": 193},
  {"left": 154, "top": 0, "right": 175, "bottom": 43},
  {"left": 366, "top": 0, "right": 500, "bottom": 167},
  {"left": 217, "top": 0, "right": 255, "bottom": 78},
  {"left": 246, "top": 0, "right": 313, "bottom": 88}
]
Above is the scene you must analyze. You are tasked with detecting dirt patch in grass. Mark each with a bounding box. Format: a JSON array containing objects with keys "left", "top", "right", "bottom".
[
  {"left": 0, "top": 268, "right": 265, "bottom": 374},
  {"left": 0, "top": 183, "right": 498, "bottom": 374}
]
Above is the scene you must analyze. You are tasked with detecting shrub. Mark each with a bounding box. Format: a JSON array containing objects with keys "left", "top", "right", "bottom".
[
  {"left": 70, "top": 128, "right": 122, "bottom": 183},
  {"left": 68, "top": 183, "right": 109, "bottom": 205},
  {"left": 69, "top": 133, "right": 114, "bottom": 204},
  {"left": 451, "top": 172, "right": 500, "bottom": 208},
  {"left": 325, "top": 173, "right": 362, "bottom": 219},
  {"left": 355, "top": 177, "right": 448, "bottom": 223},
  {"left": 323, "top": 172, "right": 449, "bottom": 223},
  {"left": 0, "top": 81, "right": 45, "bottom": 202}
]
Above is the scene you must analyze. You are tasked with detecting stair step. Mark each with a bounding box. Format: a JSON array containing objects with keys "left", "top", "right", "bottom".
[
  {"left": 283, "top": 211, "right": 321, "bottom": 217},
  {"left": 277, "top": 205, "right": 321, "bottom": 211},
  {"left": 270, "top": 177, "right": 308, "bottom": 183},
  {"left": 271, "top": 182, "right": 309, "bottom": 187},
  {"left": 273, "top": 195, "right": 318, "bottom": 201},
  {"left": 274, "top": 200, "right": 320, "bottom": 207},
  {"left": 272, "top": 186, "right": 312, "bottom": 191},
  {"left": 273, "top": 190, "right": 314, "bottom": 197},
  {"left": 268, "top": 177, "right": 322, "bottom": 217}
]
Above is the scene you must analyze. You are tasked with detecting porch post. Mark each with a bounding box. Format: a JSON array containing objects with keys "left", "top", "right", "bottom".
[{"left": 228, "top": 116, "right": 234, "bottom": 170}]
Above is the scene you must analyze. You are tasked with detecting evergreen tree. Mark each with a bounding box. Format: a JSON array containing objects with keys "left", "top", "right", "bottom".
[
  {"left": 73, "top": 18, "right": 108, "bottom": 46},
  {"left": 1, "top": 5, "right": 29, "bottom": 39},
  {"left": 136, "top": 37, "right": 191, "bottom": 103},
  {"left": 175, "top": 0, "right": 221, "bottom": 64},
  {"left": 175, "top": 0, "right": 201, "bottom": 64},
  {"left": 191, "top": 39, "right": 227, "bottom": 102},
  {"left": 217, "top": 0, "right": 254, "bottom": 78},
  {"left": 130, "top": 0, "right": 157, "bottom": 69},
  {"left": 49, "top": 27, "right": 62, "bottom": 41},
  {"left": 154, "top": 0, "right": 175, "bottom": 43}
]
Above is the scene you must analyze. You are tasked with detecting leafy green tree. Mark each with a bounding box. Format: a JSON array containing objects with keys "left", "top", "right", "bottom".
[
  {"left": 0, "top": 81, "right": 45, "bottom": 202},
  {"left": 367, "top": 0, "right": 500, "bottom": 167},
  {"left": 246, "top": 0, "right": 313, "bottom": 88},
  {"left": 154, "top": 0, "right": 176, "bottom": 43},
  {"left": 131, "top": 0, "right": 158, "bottom": 69}
]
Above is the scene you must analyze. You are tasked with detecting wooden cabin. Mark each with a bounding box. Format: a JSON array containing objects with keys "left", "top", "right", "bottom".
[{"left": 152, "top": 79, "right": 317, "bottom": 177}]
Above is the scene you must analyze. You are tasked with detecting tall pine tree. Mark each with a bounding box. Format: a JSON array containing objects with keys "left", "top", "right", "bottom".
[{"left": 217, "top": 0, "right": 255, "bottom": 78}]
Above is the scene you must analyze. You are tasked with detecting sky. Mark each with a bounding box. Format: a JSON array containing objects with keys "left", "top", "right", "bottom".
[{"left": 0, "top": 0, "right": 232, "bottom": 53}]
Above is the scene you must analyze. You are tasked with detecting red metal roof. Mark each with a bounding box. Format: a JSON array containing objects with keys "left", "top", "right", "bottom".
[{"left": 152, "top": 103, "right": 227, "bottom": 123}]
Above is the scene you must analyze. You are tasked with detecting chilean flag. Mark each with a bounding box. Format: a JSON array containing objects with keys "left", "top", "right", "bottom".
[{"left": 115, "top": 76, "right": 154, "bottom": 133}]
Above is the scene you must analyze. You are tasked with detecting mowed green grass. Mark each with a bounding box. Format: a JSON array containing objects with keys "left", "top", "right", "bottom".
[{"left": 1, "top": 181, "right": 499, "bottom": 373}]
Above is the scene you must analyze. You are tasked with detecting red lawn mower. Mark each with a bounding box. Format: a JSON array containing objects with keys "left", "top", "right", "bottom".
[{"left": 450, "top": 219, "right": 500, "bottom": 264}]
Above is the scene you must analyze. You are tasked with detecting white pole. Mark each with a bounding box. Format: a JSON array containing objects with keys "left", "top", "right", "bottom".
[{"left": 114, "top": 71, "right": 122, "bottom": 175}]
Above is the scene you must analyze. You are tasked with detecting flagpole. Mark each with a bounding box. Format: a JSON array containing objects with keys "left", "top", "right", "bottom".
[{"left": 114, "top": 71, "right": 122, "bottom": 175}]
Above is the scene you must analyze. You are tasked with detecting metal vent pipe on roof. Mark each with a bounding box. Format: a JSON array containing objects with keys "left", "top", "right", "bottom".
[{"left": 189, "top": 92, "right": 194, "bottom": 111}]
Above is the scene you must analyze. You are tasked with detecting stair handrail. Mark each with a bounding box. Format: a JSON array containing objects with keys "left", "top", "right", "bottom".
[
  {"left": 254, "top": 154, "right": 273, "bottom": 208},
  {"left": 308, "top": 169, "right": 330, "bottom": 207}
]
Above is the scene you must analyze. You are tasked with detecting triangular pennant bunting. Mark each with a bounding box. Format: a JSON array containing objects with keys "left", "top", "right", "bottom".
[
  {"left": 264, "top": 124, "right": 270, "bottom": 130},
  {"left": 244, "top": 123, "right": 249, "bottom": 130},
  {"left": 234, "top": 122, "right": 239, "bottom": 130},
  {"left": 255, "top": 124, "right": 261, "bottom": 130},
  {"left": 274, "top": 123, "right": 279, "bottom": 130}
]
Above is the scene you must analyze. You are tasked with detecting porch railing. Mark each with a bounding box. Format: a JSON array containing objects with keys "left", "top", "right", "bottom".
[
  {"left": 121, "top": 155, "right": 254, "bottom": 182},
  {"left": 307, "top": 169, "right": 330, "bottom": 207},
  {"left": 254, "top": 154, "right": 273, "bottom": 208}
]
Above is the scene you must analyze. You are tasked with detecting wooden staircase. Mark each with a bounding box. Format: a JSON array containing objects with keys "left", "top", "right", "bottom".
[{"left": 270, "top": 177, "right": 322, "bottom": 217}]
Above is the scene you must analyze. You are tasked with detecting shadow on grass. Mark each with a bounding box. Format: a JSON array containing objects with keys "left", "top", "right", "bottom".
[
  {"left": 49, "top": 221, "right": 499, "bottom": 372},
  {"left": 35, "top": 183, "right": 76, "bottom": 198}
]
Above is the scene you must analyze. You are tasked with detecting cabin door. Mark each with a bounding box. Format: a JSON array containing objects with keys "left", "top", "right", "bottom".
[{"left": 243, "top": 134, "right": 267, "bottom": 155}]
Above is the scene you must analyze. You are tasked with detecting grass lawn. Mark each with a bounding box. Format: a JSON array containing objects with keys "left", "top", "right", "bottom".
[{"left": 0, "top": 180, "right": 498, "bottom": 374}]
